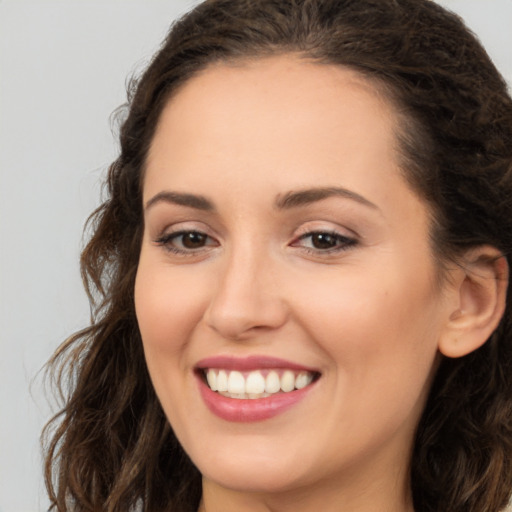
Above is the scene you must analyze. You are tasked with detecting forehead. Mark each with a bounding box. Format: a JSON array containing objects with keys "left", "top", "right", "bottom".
[
  {"left": 143, "top": 55, "right": 434, "bottom": 268},
  {"left": 145, "top": 55, "right": 401, "bottom": 196},
  {"left": 164, "top": 55, "right": 391, "bottom": 112}
]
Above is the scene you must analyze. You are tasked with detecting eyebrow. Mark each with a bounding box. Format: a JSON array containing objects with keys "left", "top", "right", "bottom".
[
  {"left": 145, "top": 191, "right": 214, "bottom": 212},
  {"left": 275, "top": 187, "right": 379, "bottom": 211},
  {"left": 144, "top": 186, "right": 379, "bottom": 213}
]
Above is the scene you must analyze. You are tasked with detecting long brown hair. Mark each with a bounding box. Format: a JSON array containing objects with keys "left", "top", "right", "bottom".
[{"left": 44, "top": 1, "right": 512, "bottom": 511}]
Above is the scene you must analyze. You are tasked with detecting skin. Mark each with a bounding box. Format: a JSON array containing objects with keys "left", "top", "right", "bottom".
[{"left": 135, "top": 55, "right": 464, "bottom": 512}]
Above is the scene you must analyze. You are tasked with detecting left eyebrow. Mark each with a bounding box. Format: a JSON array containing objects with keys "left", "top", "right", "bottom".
[
  {"left": 274, "top": 187, "right": 380, "bottom": 211},
  {"left": 144, "top": 191, "right": 215, "bottom": 212}
]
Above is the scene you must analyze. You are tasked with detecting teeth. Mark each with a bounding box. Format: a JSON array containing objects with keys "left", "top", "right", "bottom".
[
  {"left": 248, "top": 392, "right": 271, "bottom": 399},
  {"left": 246, "top": 371, "right": 265, "bottom": 394},
  {"left": 220, "top": 391, "right": 272, "bottom": 399},
  {"left": 205, "top": 368, "right": 315, "bottom": 398},
  {"left": 280, "top": 370, "right": 295, "bottom": 392},
  {"left": 295, "top": 371, "right": 313, "bottom": 389},
  {"left": 206, "top": 370, "right": 217, "bottom": 391},
  {"left": 265, "top": 371, "right": 281, "bottom": 394},
  {"left": 228, "top": 371, "right": 245, "bottom": 394},
  {"left": 217, "top": 370, "right": 228, "bottom": 392}
]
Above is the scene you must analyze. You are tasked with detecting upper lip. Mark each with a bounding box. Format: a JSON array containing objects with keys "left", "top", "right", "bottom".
[{"left": 195, "top": 355, "right": 319, "bottom": 373}]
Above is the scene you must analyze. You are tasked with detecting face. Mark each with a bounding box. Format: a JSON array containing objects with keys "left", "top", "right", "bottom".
[{"left": 135, "top": 56, "right": 454, "bottom": 503}]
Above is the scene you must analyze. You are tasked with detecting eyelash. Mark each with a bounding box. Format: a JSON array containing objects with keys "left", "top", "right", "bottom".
[
  {"left": 292, "top": 231, "right": 358, "bottom": 254},
  {"left": 154, "top": 230, "right": 218, "bottom": 255},
  {"left": 154, "top": 229, "right": 358, "bottom": 256}
]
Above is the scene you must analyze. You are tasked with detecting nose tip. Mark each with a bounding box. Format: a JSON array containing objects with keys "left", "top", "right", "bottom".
[
  {"left": 203, "top": 261, "right": 288, "bottom": 341},
  {"left": 205, "top": 291, "right": 288, "bottom": 341},
  {"left": 206, "top": 311, "right": 266, "bottom": 341}
]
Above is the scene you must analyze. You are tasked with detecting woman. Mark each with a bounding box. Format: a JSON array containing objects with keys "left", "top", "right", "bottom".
[{"left": 43, "top": 0, "right": 512, "bottom": 511}]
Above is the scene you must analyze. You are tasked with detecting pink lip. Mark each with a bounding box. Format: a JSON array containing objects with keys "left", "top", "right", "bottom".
[
  {"left": 194, "top": 355, "right": 319, "bottom": 422},
  {"left": 197, "top": 378, "right": 316, "bottom": 422},
  {"left": 195, "top": 355, "right": 317, "bottom": 372}
]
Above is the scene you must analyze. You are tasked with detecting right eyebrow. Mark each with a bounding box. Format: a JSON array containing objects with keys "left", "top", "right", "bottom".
[
  {"left": 144, "top": 191, "right": 215, "bottom": 212},
  {"left": 274, "top": 186, "right": 380, "bottom": 212}
]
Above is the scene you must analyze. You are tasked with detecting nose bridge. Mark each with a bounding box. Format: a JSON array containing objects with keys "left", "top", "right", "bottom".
[{"left": 204, "top": 236, "right": 287, "bottom": 340}]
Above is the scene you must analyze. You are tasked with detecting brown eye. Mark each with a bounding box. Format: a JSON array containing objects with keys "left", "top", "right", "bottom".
[
  {"left": 310, "top": 233, "right": 339, "bottom": 250},
  {"left": 181, "top": 232, "right": 208, "bottom": 249},
  {"left": 155, "top": 230, "right": 218, "bottom": 254},
  {"left": 291, "top": 230, "right": 358, "bottom": 254}
]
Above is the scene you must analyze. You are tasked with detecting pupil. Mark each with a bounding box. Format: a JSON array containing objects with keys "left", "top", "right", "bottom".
[
  {"left": 312, "top": 233, "right": 337, "bottom": 249},
  {"left": 183, "top": 232, "right": 206, "bottom": 249}
]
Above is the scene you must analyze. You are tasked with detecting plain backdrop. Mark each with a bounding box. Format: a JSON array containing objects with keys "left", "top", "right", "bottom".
[{"left": 0, "top": 1, "right": 511, "bottom": 511}]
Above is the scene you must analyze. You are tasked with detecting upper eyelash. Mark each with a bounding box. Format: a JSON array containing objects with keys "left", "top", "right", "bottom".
[
  {"left": 154, "top": 230, "right": 216, "bottom": 254},
  {"left": 154, "top": 231, "right": 184, "bottom": 245},
  {"left": 153, "top": 229, "right": 358, "bottom": 256},
  {"left": 293, "top": 231, "right": 358, "bottom": 253}
]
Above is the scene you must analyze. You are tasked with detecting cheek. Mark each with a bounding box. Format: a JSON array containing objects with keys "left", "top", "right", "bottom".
[
  {"left": 134, "top": 258, "right": 213, "bottom": 431},
  {"left": 134, "top": 259, "right": 209, "bottom": 365},
  {"left": 293, "top": 264, "right": 442, "bottom": 395}
]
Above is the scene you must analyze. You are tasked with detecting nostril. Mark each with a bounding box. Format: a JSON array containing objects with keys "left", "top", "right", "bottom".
[{"left": 204, "top": 294, "right": 289, "bottom": 341}]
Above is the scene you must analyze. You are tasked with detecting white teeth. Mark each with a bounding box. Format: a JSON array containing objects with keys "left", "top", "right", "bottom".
[
  {"left": 220, "top": 391, "right": 272, "bottom": 400},
  {"left": 295, "top": 371, "right": 313, "bottom": 389},
  {"left": 228, "top": 371, "right": 245, "bottom": 394},
  {"left": 206, "top": 369, "right": 217, "bottom": 391},
  {"left": 230, "top": 392, "right": 247, "bottom": 399},
  {"left": 216, "top": 370, "right": 228, "bottom": 392},
  {"left": 205, "top": 368, "right": 316, "bottom": 397},
  {"left": 265, "top": 371, "right": 281, "bottom": 393},
  {"left": 248, "top": 392, "right": 271, "bottom": 399},
  {"left": 245, "top": 371, "right": 266, "bottom": 394},
  {"left": 280, "top": 370, "right": 295, "bottom": 392}
]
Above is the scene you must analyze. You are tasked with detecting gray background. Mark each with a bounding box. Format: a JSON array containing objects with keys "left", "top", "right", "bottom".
[{"left": 0, "top": 1, "right": 510, "bottom": 510}]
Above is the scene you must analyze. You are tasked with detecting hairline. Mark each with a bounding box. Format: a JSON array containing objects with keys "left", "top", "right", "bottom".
[{"left": 139, "top": 51, "right": 452, "bottom": 288}]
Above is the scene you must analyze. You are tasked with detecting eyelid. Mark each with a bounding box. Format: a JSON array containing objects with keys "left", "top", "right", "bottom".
[
  {"left": 292, "top": 231, "right": 356, "bottom": 248},
  {"left": 293, "top": 220, "right": 358, "bottom": 240},
  {"left": 152, "top": 221, "right": 221, "bottom": 256},
  {"left": 289, "top": 222, "right": 360, "bottom": 255},
  {"left": 155, "top": 229, "right": 217, "bottom": 244},
  {"left": 152, "top": 220, "right": 217, "bottom": 239}
]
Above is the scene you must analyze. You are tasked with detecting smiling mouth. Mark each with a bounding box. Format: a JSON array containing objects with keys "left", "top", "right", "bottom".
[{"left": 201, "top": 368, "right": 319, "bottom": 399}]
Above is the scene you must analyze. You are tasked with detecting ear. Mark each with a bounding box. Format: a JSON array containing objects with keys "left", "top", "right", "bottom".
[{"left": 438, "top": 246, "right": 508, "bottom": 358}]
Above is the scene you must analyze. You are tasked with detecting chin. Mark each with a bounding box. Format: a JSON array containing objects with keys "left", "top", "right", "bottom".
[
  {"left": 200, "top": 460, "right": 304, "bottom": 494},
  {"left": 186, "top": 437, "right": 312, "bottom": 494}
]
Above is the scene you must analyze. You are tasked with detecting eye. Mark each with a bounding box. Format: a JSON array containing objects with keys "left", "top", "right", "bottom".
[
  {"left": 292, "top": 231, "right": 357, "bottom": 253},
  {"left": 155, "top": 230, "right": 218, "bottom": 254}
]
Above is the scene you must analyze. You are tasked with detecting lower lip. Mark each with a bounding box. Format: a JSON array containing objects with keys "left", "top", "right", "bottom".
[{"left": 197, "top": 375, "right": 316, "bottom": 422}]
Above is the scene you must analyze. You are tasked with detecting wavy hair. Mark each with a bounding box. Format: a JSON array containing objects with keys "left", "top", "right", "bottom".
[{"left": 43, "top": 1, "right": 512, "bottom": 511}]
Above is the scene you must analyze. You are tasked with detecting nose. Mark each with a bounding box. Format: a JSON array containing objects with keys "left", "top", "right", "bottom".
[{"left": 203, "top": 246, "right": 289, "bottom": 341}]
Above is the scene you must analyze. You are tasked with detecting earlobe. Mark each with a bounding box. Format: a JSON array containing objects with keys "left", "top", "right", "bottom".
[{"left": 438, "top": 247, "right": 508, "bottom": 359}]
